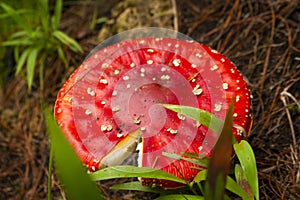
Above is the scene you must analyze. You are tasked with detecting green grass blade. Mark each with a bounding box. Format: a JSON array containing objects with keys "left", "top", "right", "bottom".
[
  {"left": 110, "top": 181, "right": 164, "bottom": 193},
  {"left": 14, "top": 46, "right": 19, "bottom": 62},
  {"left": 15, "top": 48, "right": 30, "bottom": 75},
  {"left": 96, "top": 17, "right": 108, "bottom": 24},
  {"left": 162, "top": 104, "right": 223, "bottom": 134},
  {"left": 26, "top": 48, "right": 40, "bottom": 90},
  {"left": 48, "top": 140, "right": 54, "bottom": 200},
  {"left": 45, "top": 110, "right": 105, "bottom": 200},
  {"left": 1, "top": 38, "right": 33, "bottom": 46},
  {"left": 193, "top": 169, "right": 208, "bottom": 183},
  {"left": 56, "top": 46, "right": 68, "bottom": 67},
  {"left": 90, "top": 165, "right": 187, "bottom": 185},
  {"left": 39, "top": 0, "right": 49, "bottom": 16},
  {"left": 234, "top": 140, "right": 259, "bottom": 200},
  {"left": 155, "top": 194, "right": 204, "bottom": 200},
  {"left": 193, "top": 169, "right": 252, "bottom": 199},
  {"left": 38, "top": 0, "right": 50, "bottom": 34},
  {"left": 110, "top": 181, "right": 190, "bottom": 195},
  {"left": 234, "top": 164, "right": 253, "bottom": 199},
  {"left": 226, "top": 176, "right": 251, "bottom": 200},
  {"left": 0, "top": 9, "right": 29, "bottom": 19},
  {"left": 53, "top": 30, "right": 83, "bottom": 52},
  {"left": 40, "top": 13, "right": 49, "bottom": 35},
  {"left": 0, "top": 2, "right": 32, "bottom": 33},
  {"left": 10, "top": 30, "right": 28, "bottom": 38},
  {"left": 52, "top": 0, "right": 62, "bottom": 30},
  {"left": 162, "top": 152, "right": 208, "bottom": 168},
  {"left": 204, "top": 99, "right": 234, "bottom": 200}
]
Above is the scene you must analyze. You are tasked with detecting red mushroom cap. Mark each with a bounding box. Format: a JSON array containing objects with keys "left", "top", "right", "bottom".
[{"left": 54, "top": 31, "right": 252, "bottom": 188}]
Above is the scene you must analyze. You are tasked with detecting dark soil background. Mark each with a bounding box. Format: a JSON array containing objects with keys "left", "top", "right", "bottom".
[{"left": 1, "top": 0, "right": 299, "bottom": 199}]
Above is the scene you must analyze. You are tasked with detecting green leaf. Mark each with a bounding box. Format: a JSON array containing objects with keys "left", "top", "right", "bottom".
[
  {"left": 10, "top": 30, "right": 28, "bottom": 39},
  {"left": 110, "top": 181, "right": 164, "bottom": 193},
  {"left": 56, "top": 46, "right": 68, "bottom": 67},
  {"left": 0, "top": 9, "right": 29, "bottom": 19},
  {"left": 90, "top": 165, "right": 187, "bottom": 185},
  {"left": 0, "top": 2, "right": 32, "bottom": 33},
  {"left": 1, "top": 38, "right": 33, "bottom": 46},
  {"left": 39, "top": 0, "right": 49, "bottom": 18},
  {"left": 96, "top": 17, "right": 108, "bottom": 24},
  {"left": 39, "top": 53, "right": 46, "bottom": 91},
  {"left": 48, "top": 139, "right": 54, "bottom": 200},
  {"left": 52, "top": 0, "right": 62, "bottom": 30},
  {"left": 14, "top": 46, "right": 19, "bottom": 62},
  {"left": 234, "top": 164, "right": 253, "bottom": 199},
  {"left": 226, "top": 176, "right": 251, "bottom": 200},
  {"left": 204, "top": 99, "right": 234, "bottom": 200},
  {"left": 155, "top": 194, "right": 204, "bottom": 200},
  {"left": 193, "top": 170, "right": 252, "bottom": 199},
  {"left": 234, "top": 140, "right": 259, "bottom": 200},
  {"left": 162, "top": 104, "right": 223, "bottom": 134},
  {"left": 15, "top": 48, "right": 30, "bottom": 75},
  {"left": 26, "top": 48, "right": 40, "bottom": 90},
  {"left": 193, "top": 169, "right": 208, "bottom": 183},
  {"left": 162, "top": 152, "right": 208, "bottom": 168},
  {"left": 53, "top": 30, "right": 83, "bottom": 52},
  {"left": 45, "top": 110, "right": 105, "bottom": 200},
  {"left": 111, "top": 181, "right": 190, "bottom": 195},
  {"left": 39, "top": 0, "right": 50, "bottom": 35}
]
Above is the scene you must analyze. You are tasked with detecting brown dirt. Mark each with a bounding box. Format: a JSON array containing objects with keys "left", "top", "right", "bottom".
[{"left": 0, "top": 0, "right": 299, "bottom": 199}]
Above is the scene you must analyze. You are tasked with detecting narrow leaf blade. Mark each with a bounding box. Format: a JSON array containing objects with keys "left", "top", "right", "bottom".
[
  {"left": 162, "top": 104, "right": 223, "bottom": 134},
  {"left": 90, "top": 165, "right": 187, "bottom": 185},
  {"left": 162, "top": 152, "right": 208, "bottom": 168},
  {"left": 0, "top": 3, "right": 32, "bottom": 33},
  {"left": 234, "top": 140, "right": 259, "bottom": 200},
  {"left": 110, "top": 181, "right": 190, "bottom": 195},
  {"left": 53, "top": 30, "right": 83, "bottom": 52},
  {"left": 56, "top": 46, "right": 68, "bottom": 67},
  {"left": 193, "top": 169, "right": 208, "bottom": 183},
  {"left": 226, "top": 176, "right": 251, "bottom": 200},
  {"left": 204, "top": 99, "right": 234, "bottom": 200},
  {"left": 2, "top": 38, "right": 33, "bottom": 46},
  {"left": 26, "top": 48, "right": 39, "bottom": 90},
  {"left": 52, "top": 0, "right": 62, "bottom": 30},
  {"left": 45, "top": 110, "right": 105, "bottom": 200},
  {"left": 110, "top": 182, "right": 164, "bottom": 193},
  {"left": 15, "top": 48, "right": 30, "bottom": 75},
  {"left": 155, "top": 194, "right": 204, "bottom": 200}
]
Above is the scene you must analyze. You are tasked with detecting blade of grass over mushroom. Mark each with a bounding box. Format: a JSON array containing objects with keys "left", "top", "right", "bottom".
[
  {"left": 90, "top": 165, "right": 186, "bottom": 185},
  {"left": 234, "top": 140, "right": 259, "bottom": 200},
  {"left": 193, "top": 169, "right": 208, "bottom": 183},
  {"left": 155, "top": 194, "right": 204, "bottom": 200},
  {"left": 204, "top": 99, "right": 234, "bottom": 200},
  {"left": 110, "top": 181, "right": 162, "bottom": 193},
  {"left": 161, "top": 104, "right": 223, "bottom": 134},
  {"left": 45, "top": 110, "right": 105, "bottom": 200},
  {"left": 110, "top": 181, "right": 191, "bottom": 195},
  {"left": 162, "top": 152, "right": 208, "bottom": 167}
]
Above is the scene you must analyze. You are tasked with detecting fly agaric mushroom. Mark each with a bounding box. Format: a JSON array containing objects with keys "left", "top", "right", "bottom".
[{"left": 54, "top": 29, "right": 252, "bottom": 189}]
